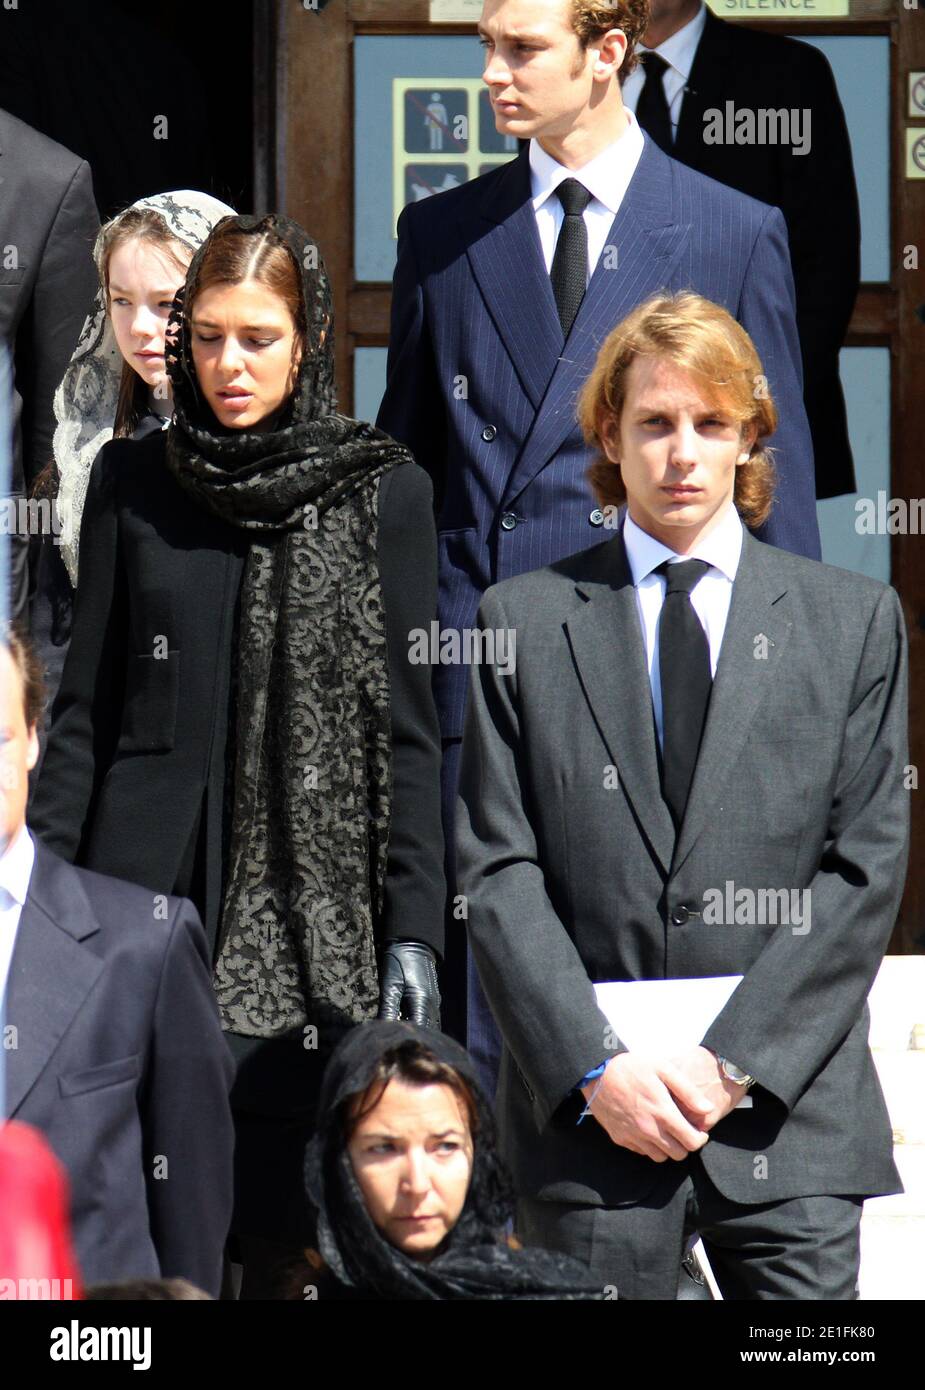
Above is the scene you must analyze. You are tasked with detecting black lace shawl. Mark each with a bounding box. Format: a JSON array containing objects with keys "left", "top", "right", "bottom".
[
  {"left": 303, "top": 1022, "right": 603, "bottom": 1300},
  {"left": 164, "top": 214, "right": 414, "bottom": 1042}
]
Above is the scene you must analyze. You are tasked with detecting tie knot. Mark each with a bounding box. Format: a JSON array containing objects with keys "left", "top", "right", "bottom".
[
  {"left": 555, "top": 178, "right": 592, "bottom": 217},
  {"left": 640, "top": 51, "right": 670, "bottom": 78},
  {"left": 658, "top": 558, "right": 710, "bottom": 596}
]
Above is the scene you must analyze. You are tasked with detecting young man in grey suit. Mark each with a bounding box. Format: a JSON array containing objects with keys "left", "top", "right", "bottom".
[{"left": 456, "top": 292, "right": 908, "bottom": 1299}]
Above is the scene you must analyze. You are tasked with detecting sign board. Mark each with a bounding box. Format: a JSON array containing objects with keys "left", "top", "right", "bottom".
[
  {"left": 706, "top": 0, "right": 850, "bottom": 15},
  {"left": 906, "top": 127, "right": 925, "bottom": 179},
  {"left": 430, "top": 0, "right": 483, "bottom": 21},
  {"left": 431, "top": 0, "right": 852, "bottom": 19},
  {"left": 393, "top": 77, "right": 517, "bottom": 232},
  {"left": 910, "top": 72, "right": 925, "bottom": 119}
]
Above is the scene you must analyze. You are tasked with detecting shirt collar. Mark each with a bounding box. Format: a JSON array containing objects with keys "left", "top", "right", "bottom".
[
  {"left": 529, "top": 110, "right": 645, "bottom": 216},
  {"left": 623, "top": 502, "right": 744, "bottom": 586},
  {"left": 0, "top": 824, "right": 35, "bottom": 908},
  {"left": 636, "top": 2, "right": 707, "bottom": 83}
]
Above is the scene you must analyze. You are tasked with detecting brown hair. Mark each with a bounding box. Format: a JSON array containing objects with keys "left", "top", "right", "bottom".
[
  {"left": 343, "top": 1041, "right": 480, "bottom": 1142},
  {"left": 1, "top": 623, "right": 46, "bottom": 730},
  {"left": 578, "top": 292, "right": 777, "bottom": 530},
  {"left": 570, "top": 0, "right": 651, "bottom": 81},
  {"left": 85, "top": 1278, "right": 212, "bottom": 1300},
  {"left": 97, "top": 207, "right": 192, "bottom": 437},
  {"left": 184, "top": 218, "right": 307, "bottom": 361}
]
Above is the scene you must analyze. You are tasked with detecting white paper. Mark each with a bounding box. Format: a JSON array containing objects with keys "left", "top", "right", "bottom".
[{"left": 594, "top": 976, "right": 752, "bottom": 1107}]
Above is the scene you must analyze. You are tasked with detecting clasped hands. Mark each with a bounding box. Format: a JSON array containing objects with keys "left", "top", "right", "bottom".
[{"left": 580, "top": 1046, "right": 746, "bottom": 1163}]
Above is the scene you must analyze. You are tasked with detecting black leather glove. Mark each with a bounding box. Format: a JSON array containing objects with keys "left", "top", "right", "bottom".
[{"left": 377, "top": 941, "right": 441, "bottom": 1029}]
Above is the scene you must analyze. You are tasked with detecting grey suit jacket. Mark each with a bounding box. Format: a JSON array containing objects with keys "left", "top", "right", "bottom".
[
  {"left": 3, "top": 836, "right": 235, "bottom": 1294},
  {"left": 457, "top": 525, "right": 907, "bottom": 1207}
]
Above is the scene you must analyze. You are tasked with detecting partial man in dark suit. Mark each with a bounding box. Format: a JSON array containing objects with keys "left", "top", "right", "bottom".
[
  {"left": 377, "top": 0, "right": 820, "bottom": 1061},
  {"left": 0, "top": 109, "right": 99, "bottom": 625},
  {"left": 456, "top": 293, "right": 907, "bottom": 1299},
  {"left": 624, "top": 0, "right": 859, "bottom": 499},
  {"left": 0, "top": 626, "right": 234, "bottom": 1296}
]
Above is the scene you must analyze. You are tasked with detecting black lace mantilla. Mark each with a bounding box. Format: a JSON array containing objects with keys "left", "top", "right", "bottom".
[{"left": 164, "top": 214, "right": 414, "bottom": 1042}]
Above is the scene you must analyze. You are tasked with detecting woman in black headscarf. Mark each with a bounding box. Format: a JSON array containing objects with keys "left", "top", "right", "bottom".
[
  {"left": 32, "top": 215, "right": 446, "bottom": 1294},
  {"left": 301, "top": 1021, "right": 602, "bottom": 1300}
]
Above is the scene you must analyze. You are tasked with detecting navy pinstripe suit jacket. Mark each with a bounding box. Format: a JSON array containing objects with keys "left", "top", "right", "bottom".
[{"left": 377, "top": 135, "right": 820, "bottom": 738}]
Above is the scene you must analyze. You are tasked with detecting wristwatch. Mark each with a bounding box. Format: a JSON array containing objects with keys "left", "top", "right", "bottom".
[{"left": 716, "top": 1055, "right": 756, "bottom": 1089}]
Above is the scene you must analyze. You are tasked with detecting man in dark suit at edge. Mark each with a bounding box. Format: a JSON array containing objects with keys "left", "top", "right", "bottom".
[
  {"left": 624, "top": 0, "right": 860, "bottom": 499},
  {"left": 0, "top": 109, "right": 99, "bottom": 626},
  {"left": 377, "top": 0, "right": 821, "bottom": 1070},
  {"left": 0, "top": 626, "right": 234, "bottom": 1295}
]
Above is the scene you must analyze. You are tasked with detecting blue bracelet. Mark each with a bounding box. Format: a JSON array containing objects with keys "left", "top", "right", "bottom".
[
  {"left": 576, "top": 1060, "right": 609, "bottom": 1125},
  {"left": 577, "top": 1061, "right": 607, "bottom": 1089}
]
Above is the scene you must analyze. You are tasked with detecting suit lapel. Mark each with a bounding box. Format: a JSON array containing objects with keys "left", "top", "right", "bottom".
[
  {"left": 465, "top": 148, "right": 564, "bottom": 411},
  {"left": 563, "top": 535, "right": 675, "bottom": 876},
  {"left": 671, "top": 534, "right": 792, "bottom": 875},
  {"left": 502, "top": 140, "right": 693, "bottom": 506},
  {"left": 3, "top": 840, "right": 102, "bottom": 1118}
]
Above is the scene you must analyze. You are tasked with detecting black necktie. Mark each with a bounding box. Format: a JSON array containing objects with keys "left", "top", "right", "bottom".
[
  {"left": 550, "top": 179, "right": 592, "bottom": 339},
  {"left": 636, "top": 51, "right": 673, "bottom": 153},
  {"left": 657, "top": 559, "right": 712, "bottom": 829}
]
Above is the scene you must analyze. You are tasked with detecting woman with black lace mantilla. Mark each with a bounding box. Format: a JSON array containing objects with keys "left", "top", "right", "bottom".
[
  {"left": 297, "top": 1022, "right": 602, "bottom": 1301},
  {"left": 31, "top": 214, "right": 446, "bottom": 1297}
]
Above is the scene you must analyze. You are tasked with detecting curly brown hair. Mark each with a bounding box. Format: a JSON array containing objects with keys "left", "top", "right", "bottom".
[
  {"left": 570, "top": 0, "right": 652, "bottom": 80},
  {"left": 578, "top": 292, "right": 777, "bottom": 531}
]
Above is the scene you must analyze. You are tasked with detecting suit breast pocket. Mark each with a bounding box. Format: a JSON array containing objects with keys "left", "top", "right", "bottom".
[
  {"left": 118, "top": 650, "right": 180, "bottom": 753},
  {"left": 757, "top": 713, "right": 834, "bottom": 745},
  {"left": 437, "top": 526, "right": 477, "bottom": 555},
  {"left": 59, "top": 1053, "right": 141, "bottom": 1098}
]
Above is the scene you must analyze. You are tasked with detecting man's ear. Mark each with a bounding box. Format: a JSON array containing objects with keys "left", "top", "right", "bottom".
[
  {"left": 26, "top": 723, "right": 39, "bottom": 774},
  {"left": 600, "top": 414, "right": 622, "bottom": 464},
  {"left": 739, "top": 421, "right": 759, "bottom": 460},
  {"left": 597, "top": 27, "right": 629, "bottom": 80}
]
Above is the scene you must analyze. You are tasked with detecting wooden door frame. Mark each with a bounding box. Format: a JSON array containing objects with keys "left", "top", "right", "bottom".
[{"left": 259, "top": 0, "right": 923, "bottom": 951}]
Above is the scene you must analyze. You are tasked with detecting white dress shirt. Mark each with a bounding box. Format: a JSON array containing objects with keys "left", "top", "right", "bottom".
[
  {"left": 0, "top": 823, "right": 35, "bottom": 1005},
  {"left": 622, "top": 3, "right": 708, "bottom": 140},
  {"left": 622, "top": 503, "right": 743, "bottom": 747},
  {"left": 529, "top": 111, "right": 645, "bottom": 280}
]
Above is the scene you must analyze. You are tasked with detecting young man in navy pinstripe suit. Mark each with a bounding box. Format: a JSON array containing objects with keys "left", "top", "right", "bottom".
[{"left": 377, "top": 0, "right": 820, "bottom": 1080}]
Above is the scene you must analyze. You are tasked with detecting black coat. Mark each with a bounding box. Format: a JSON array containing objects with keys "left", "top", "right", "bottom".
[
  {"left": 28, "top": 416, "right": 166, "bottom": 779},
  {"left": 30, "top": 428, "right": 446, "bottom": 962},
  {"left": 0, "top": 107, "right": 99, "bottom": 621},
  {"left": 5, "top": 835, "right": 235, "bottom": 1295},
  {"left": 671, "top": 12, "right": 860, "bottom": 499}
]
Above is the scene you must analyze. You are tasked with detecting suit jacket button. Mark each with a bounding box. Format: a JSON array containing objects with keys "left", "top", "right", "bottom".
[
  {"left": 671, "top": 905, "right": 690, "bottom": 925},
  {"left": 500, "top": 511, "right": 518, "bottom": 531},
  {"left": 589, "top": 508, "right": 605, "bottom": 527},
  {"left": 482, "top": 425, "right": 497, "bottom": 442}
]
